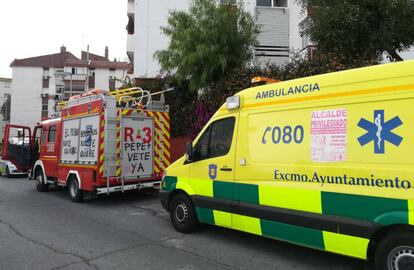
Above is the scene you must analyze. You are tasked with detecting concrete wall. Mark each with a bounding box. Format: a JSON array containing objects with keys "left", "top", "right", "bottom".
[
  {"left": 114, "top": 69, "right": 127, "bottom": 89},
  {"left": 95, "top": 69, "right": 110, "bottom": 90},
  {"left": 95, "top": 68, "right": 126, "bottom": 90},
  {"left": 134, "top": 0, "right": 190, "bottom": 78},
  {"left": 288, "top": 0, "right": 305, "bottom": 52},
  {"left": 10, "top": 67, "right": 43, "bottom": 127}
]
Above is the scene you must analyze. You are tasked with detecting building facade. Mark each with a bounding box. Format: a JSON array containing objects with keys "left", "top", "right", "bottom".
[
  {"left": 126, "top": 0, "right": 306, "bottom": 79},
  {"left": 0, "top": 78, "right": 11, "bottom": 140},
  {"left": 10, "top": 46, "right": 131, "bottom": 127}
]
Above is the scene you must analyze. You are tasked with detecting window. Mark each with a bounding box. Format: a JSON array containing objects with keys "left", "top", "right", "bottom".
[
  {"left": 274, "top": 0, "right": 287, "bottom": 7},
  {"left": 257, "top": 0, "right": 271, "bottom": 6},
  {"left": 41, "top": 128, "right": 47, "bottom": 145},
  {"left": 194, "top": 117, "right": 235, "bottom": 161},
  {"left": 257, "top": 0, "right": 287, "bottom": 7},
  {"left": 109, "top": 77, "right": 115, "bottom": 90},
  {"left": 41, "top": 96, "right": 49, "bottom": 119},
  {"left": 195, "top": 126, "right": 211, "bottom": 160},
  {"left": 42, "top": 77, "right": 49, "bottom": 88},
  {"left": 56, "top": 85, "right": 64, "bottom": 94},
  {"left": 48, "top": 125, "right": 56, "bottom": 143},
  {"left": 219, "top": 0, "right": 236, "bottom": 5}
]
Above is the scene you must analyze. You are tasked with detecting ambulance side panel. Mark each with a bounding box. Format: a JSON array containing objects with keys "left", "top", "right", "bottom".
[{"left": 230, "top": 88, "right": 414, "bottom": 259}]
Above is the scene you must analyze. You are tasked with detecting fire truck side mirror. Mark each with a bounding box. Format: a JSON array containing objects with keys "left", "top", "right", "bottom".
[{"left": 185, "top": 142, "right": 194, "bottom": 162}]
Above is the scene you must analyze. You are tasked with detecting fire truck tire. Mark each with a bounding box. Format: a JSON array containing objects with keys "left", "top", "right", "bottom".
[
  {"left": 6, "top": 166, "right": 11, "bottom": 178},
  {"left": 35, "top": 168, "right": 49, "bottom": 192},
  {"left": 169, "top": 193, "right": 198, "bottom": 233},
  {"left": 68, "top": 176, "right": 84, "bottom": 202}
]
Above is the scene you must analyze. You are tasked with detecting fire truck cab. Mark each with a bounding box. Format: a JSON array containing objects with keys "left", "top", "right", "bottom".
[
  {"left": 0, "top": 125, "right": 32, "bottom": 177},
  {"left": 3, "top": 89, "right": 171, "bottom": 202}
]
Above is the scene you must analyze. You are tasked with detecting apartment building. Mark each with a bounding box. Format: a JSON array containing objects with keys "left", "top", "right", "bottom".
[
  {"left": 126, "top": 0, "right": 306, "bottom": 79},
  {"left": 9, "top": 46, "right": 131, "bottom": 127}
]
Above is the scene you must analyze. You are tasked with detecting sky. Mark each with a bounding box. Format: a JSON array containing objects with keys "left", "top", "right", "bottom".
[{"left": 0, "top": 0, "right": 128, "bottom": 78}]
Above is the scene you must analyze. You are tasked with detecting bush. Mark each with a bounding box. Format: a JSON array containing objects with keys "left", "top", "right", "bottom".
[{"left": 133, "top": 77, "right": 197, "bottom": 138}]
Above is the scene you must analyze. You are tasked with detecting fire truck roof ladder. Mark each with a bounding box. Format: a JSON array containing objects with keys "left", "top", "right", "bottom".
[{"left": 115, "top": 87, "right": 174, "bottom": 111}]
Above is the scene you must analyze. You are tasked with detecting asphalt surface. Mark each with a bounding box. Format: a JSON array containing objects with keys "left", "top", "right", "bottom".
[{"left": 0, "top": 175, "right": 370, "bottom": 270}]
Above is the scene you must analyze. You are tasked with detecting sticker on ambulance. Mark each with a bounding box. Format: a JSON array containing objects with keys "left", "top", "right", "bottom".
[
  {"left": 357, "top": 110, "right": 403, "bottom": 154},
  {"left": 311, "top": 109, "right": 347, "bottom": 162},
  {"left": 209, "top": 164, "right": 217, "bottom": 180}
]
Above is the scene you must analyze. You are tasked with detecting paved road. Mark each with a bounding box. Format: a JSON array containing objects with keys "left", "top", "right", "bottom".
[{"left": 0, "top": 176, "right": 370, "bottom": 270}]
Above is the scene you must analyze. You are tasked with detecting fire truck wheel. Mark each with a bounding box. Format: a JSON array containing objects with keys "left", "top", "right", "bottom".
[
  {"left": 35, "top": 169, "right": 49, "bottom": 192},
  {"left": 68, "top": 176, "right": 84, "bottom": 202},
  {"left": 169, "top": 193, "right": 198, "bottom": 233},
  {"left": 6, "top": 166, "right": 11, "bottom": 178}
]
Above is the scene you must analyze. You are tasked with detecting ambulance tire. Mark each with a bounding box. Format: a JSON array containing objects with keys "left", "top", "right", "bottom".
[
  {"left": 169, "top": 193, "right": 198, "bottom": 233},
  {"left": 35, "top": 169, "right": 49, "bottom": 192},
  {"left": 68, "top": 176, "right": 84, "bottom": 203},
  {"left": 375, "top": 231, "right": 414, "bottom": 270}
]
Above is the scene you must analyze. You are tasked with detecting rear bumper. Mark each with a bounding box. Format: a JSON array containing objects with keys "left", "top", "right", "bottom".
[
  {"left": 159, "top": 189, "right": 170, "bottom": 212},
  {"left": 95, "top": 180, "right": 160, "bottom": 195}
]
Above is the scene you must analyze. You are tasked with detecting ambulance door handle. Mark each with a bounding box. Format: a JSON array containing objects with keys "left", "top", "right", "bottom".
[{"left": 220, "top": 167, "right": 232, "bottom": 172}]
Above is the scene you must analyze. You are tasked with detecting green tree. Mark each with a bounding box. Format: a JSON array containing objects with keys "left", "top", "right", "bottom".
[
  {"left": 298, "top": 0, "right": 414, "bottom": 61},
  {"left": 155, "top": 0, "right": 259, "bottom": 90},
  {"left": 1, "top": 95, "right": 10, "bottom": 122}
]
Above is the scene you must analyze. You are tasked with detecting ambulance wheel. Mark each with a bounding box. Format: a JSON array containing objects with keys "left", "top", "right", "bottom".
[
  {"left": 169, "top": 193, "right": 198, "bottom": 233},
  {"left": 68, "top": 176, "right": 83, "bottom": 203},
  {"left": 375, "top": 232, "right": 414, "bottom": 270}
]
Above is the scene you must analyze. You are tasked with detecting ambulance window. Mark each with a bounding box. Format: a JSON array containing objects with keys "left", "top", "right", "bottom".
[
  {"left": 195, "top": 126, "right": 211, "bottom": 160},
  {"left": 209, "top": 118, "right": 235, "bottom": 158},
  {"left": 48, "top": 125, "right": 57, "bottom": 142},
  {"left": 194, "top": 117, "right": 235, "bottom": 161}
]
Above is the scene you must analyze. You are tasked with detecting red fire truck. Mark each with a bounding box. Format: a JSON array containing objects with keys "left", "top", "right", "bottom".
[{"left": 2, "top": 88, "right": 171, "bottom": 202}]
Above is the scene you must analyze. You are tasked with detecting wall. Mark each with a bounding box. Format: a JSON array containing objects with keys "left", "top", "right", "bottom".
[
  {"left": 10, "top": 67, "right": 43, "bottom": 127},
  {"left": 94, "top": 68, "right": 127, "bottom": 90},
  {"left": 401, "top": 48, "right": 414, "bottom": 60},
  {"left": 114, "top": 69, "right": 127, "bottom": 89},
  {"left": 288, "top": 0, "right": 305, "bottom": 53},
  {"left": 134, "top": 0, "right": 190, "bottom": 78},
  {"left": 95, "top": 69, "right": 110, "bottom": 90}
]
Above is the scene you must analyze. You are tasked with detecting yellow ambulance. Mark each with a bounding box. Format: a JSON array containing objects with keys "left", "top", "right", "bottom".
[{"left": 160, "top": 60, "right": 414, "bottom": 270}]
